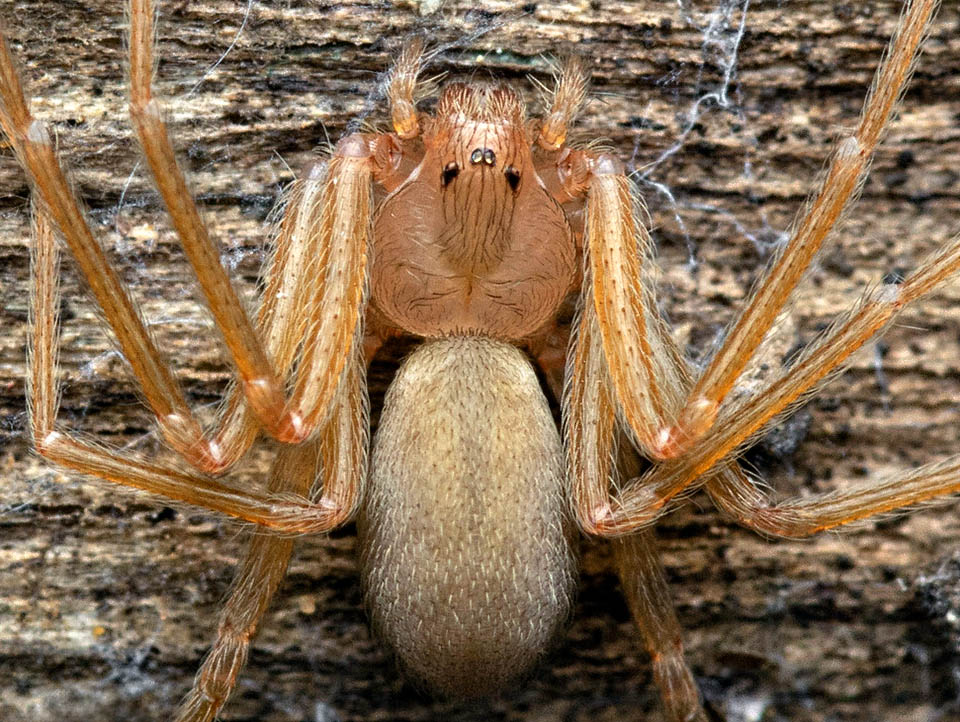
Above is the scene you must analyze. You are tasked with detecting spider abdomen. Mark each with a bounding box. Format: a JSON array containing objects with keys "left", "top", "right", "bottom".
[{"left": 358, "top": 336, "right": 576, "bottom": 697}]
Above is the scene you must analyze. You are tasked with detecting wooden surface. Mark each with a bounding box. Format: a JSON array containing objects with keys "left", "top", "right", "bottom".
[{"left": 1, "top": 1, "right": 960, "bottom": 721}]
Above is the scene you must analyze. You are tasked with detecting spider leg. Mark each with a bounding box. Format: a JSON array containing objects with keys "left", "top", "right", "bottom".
[
  {"left": 577, "top": 158, "right": 676, "bottom": 456},
  {"left": 206, "top": 143, "right": 377, "bottom": 473},
  {"left": 128, "top": 0, "right": 299, "bottom": 445},
  {"left": 175, "top": 526, "right": 297, "bottom": 722},
  {"left": 173, "top": 417, "right": 367, "bottom": 722},
  {"left": 632, "top": 231, "right": 960, "bottom": 525},
  {"left": 27, "top": 206, "right": 365, "bottom": 532},
  {"left": 0, "top": 30, "right": 220, "bottom": 471},
  {"left": 586, "top": 227, "right": 960, "bottom": 534},
  {"left": 1, "top": 12, "right": 375, "bottom": 475},
  {"left": 656, "top": 0, "right": 941, "bottom": 457},
  {"left": 127, "top": 0, "right": 373, "bottom": 465},
  {"left": 706, "top": 440, "right": 960, "bottom": 539},
  {"left": 206, "top": 171, "right": 342, "bottom": 470},
  {"left": 566, "top": 297, "right": 619, "bottom": 527},
  {"left": 614, "top": 532, "right": 707, "bottom": 722},
  {"left": 567, "top": 155, "right": 694, "bottom": 530},
  {"left": 564, "top": 243, "right": 731, "bottom": 716},
  {"left": 570, "top": 0, "right": 959, "bottom": 534},
  {"left": 570, "top": 145, "right": 960, "bottom": 534}
]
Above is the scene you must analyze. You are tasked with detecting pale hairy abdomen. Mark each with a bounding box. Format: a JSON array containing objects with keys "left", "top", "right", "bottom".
[{"left": 358, "top": 336, "right": 576, "bottom": 697}]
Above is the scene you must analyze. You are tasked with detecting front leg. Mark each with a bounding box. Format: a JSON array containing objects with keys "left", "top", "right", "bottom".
[
  {"left": 614, "top": 532, "right": 708, "bottom": 722},
  {"left": 27, "top": 189, "right": 364, "bottom": 535},
  {"left": 565, "top": 152, "right": 691, "bottom": 533}
]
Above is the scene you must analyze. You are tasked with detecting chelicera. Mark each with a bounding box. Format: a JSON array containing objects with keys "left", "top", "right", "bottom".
[{"left": 3, "top": 0, "right": 960, "bottom": 720}]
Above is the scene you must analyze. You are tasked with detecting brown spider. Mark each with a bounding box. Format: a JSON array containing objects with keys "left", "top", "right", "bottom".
[{"left": 3, "top": 0, "right": 960, "bottom": 720}]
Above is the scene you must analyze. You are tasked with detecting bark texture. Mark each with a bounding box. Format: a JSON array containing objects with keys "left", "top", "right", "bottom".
[{"left": 1, "top": 2, "right": 960, "bottom": 721}]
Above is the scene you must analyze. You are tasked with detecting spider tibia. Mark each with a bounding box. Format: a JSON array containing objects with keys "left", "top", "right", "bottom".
[
  {"left": 307, "top": 161, "right": 327, "bottom": 180},
  {"left": 26, "top": 119, "right": 51, "bottom": 146},
  {"left": 836, "top": 135, "right": 861, "bottom": 161}
]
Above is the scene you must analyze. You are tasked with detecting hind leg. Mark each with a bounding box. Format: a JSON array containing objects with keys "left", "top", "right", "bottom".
[{"left": 613, "top": 531, "right": 707, "bottom": 722}]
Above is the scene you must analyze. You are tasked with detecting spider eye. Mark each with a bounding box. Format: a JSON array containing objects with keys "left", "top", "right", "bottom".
[
  {"left": 504, "top": 165, "right": 521, "bottom": 192},
  {"left": 442, "top": 162, "right": 460, "bottom": 186}
]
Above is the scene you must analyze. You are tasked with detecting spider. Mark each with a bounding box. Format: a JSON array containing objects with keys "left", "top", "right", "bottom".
[{"left": 2, "top": 0, "right": 960, "bottom": 721}]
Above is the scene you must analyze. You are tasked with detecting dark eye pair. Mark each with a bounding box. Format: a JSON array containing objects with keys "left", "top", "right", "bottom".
[{"left": 442, "top": 161, "right": 521, "bottom": 191}]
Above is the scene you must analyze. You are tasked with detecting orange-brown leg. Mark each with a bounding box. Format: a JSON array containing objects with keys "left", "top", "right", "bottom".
[
  {"left": 577, "top": 211, "right": 960, "bottom": 534},
  {"left": 128, "top": 0, "right": 374, "bottom": 465},
  {"left": 174, "top": 370, "right": 368, "bottom": 722},
  {"left": 614, "top": 532, "right": 707, "bottom": 722},
  {"left": 576, "top": 0, "right": 940, "bottom": 468},
  {"left": 609, "top": 230, "right": 960, "bottom": 533},
  {"left": 566, "top": 158, "right": 691, "bottom": 532},
  {"left": 27, "top": 205, "right": 362, "bottom": 534},
  {"left": 571, "top": 0, "right": 960, "bottom": 535},
  {"left": 209, "top": 134, "right": 376, "bottom": 472},
  {"left": 128, "top": 0, "right": 298, "bottom": 445},
  {"left": 707, "top": 449, "right": 960, "bottom": 538},
  {"left": 658, "top": 0, "right": 941, "bottom": 455},
  {"left": 209, "top": 167, "right": 343, "bottom": 470},
  {"left": 175, "top": 521, "right": 299, "bottom": 722},
  {"left": 2, "top": 5, "right": 376, "bottom": 476},
  {"left": 0, "top": 29, "right": 220, "bottom": 471},
  {"left": 569, "top": 160, "right": 960, "bottom": 535},
  {"left": 566, "top": 298, "right": 620, "bottom": 530},
  {"left": 208, "top": 29, "right": 417, "bottom": 462},
  {"left": 578, "top": 161, "right": 675, "bottom": 457}
]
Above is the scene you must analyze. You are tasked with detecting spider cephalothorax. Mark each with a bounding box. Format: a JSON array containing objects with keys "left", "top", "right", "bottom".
[{"left": 371, "top": 80, "right": 577, "bottom": 339}]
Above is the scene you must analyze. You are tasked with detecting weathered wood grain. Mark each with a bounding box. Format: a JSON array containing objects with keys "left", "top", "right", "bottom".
[{"left": 1, "top": 1, "right": 960, "bottom": 721}]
